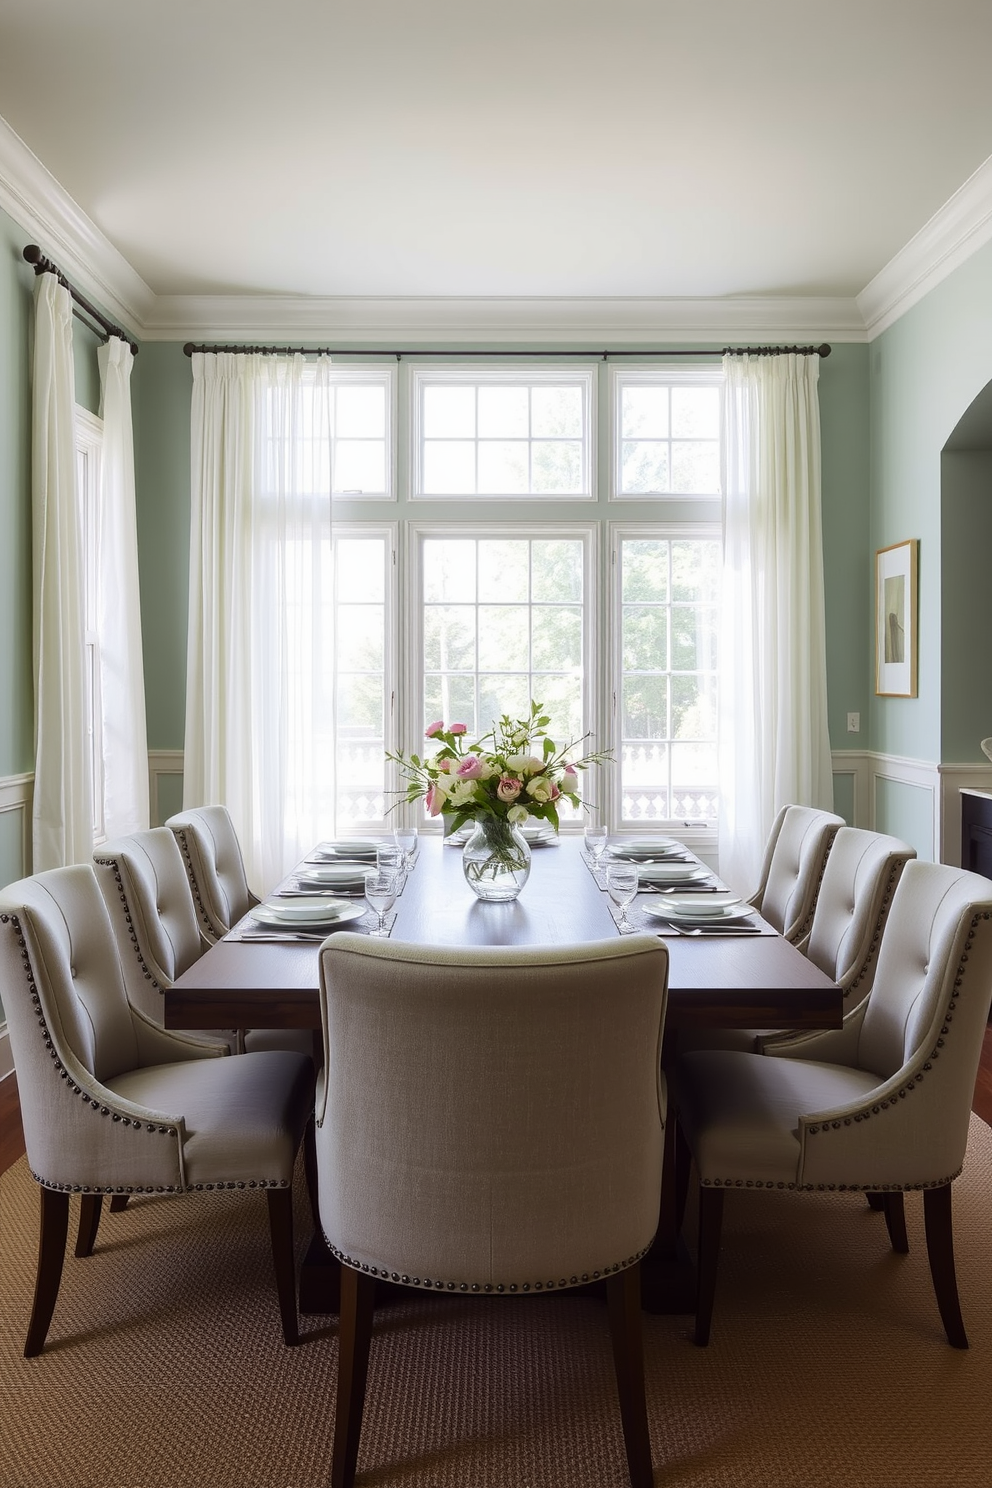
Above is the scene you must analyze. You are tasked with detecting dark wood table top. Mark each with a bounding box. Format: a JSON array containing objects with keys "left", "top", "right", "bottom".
[{"left": 166, "top": 835, "right": 842, "bottom": 1033}]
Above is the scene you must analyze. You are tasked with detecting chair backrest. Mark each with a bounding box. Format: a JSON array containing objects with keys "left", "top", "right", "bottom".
[
  {"left": 0, "top": 865, "right": 141, "bottom": 1180},
  {"left": 93, "top": 827, "right": 206, "bottom": 1020},
  {"left": 754, "top": 804, "right": 845, "bottom": 941},
  {"left": 165, "top": 805, "right": 256, "bottom": 940},
  {"left": 315, "top": 933, "right": 668, "bottom": 1291},
  {"left": 804, "top": 827, "right": 915, "bottom": 1001}
]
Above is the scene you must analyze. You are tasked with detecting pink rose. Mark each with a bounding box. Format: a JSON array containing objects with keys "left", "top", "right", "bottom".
[
  {"left": 449, "top": 722, "right": 467, "bottom": 735},
  {"left": 497, "top": 776, "right": 522, "bottom": 802},
  {"left": 457, "top": 755, "right": 484, "bottom": 779},
  {"left": 561, "top": 766, "right": 579, "bottom": 794},
  {"left": 425, "top": 720, "right": 444, "bottom": 738},
  {"left": 436, "top": 756, "right": 456, "bottom": 773},
  {"left": 425, "top": 783, "right": 446, "bottom": 816}
]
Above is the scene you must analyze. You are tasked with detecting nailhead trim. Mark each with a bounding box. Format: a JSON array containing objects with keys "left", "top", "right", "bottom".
[
  {"left": 845, "top": 858, "right": 903, "bottom": 1002},
  {"left": 92, "top": 856, "right": 165, "bottom": 996},
  {"left": 33, "top": 1171, "right": 292, "bottom": 1196},
  {"left": 317, "top": 1236, "right": 652, "bottom": 1294},
  {"left": 172, "top": 829, "right": 221, "bottom": 942},
  {"left": 789, "top": 825, "right": 840, "bottom": 946}
]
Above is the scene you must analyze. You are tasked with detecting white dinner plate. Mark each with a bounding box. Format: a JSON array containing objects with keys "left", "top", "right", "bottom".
[
  {"left": 657, "top": 891, "right": 743, "bottom": 916},
  {"left": 519, "top": 823, "right": 556, "bottom": 843},
  {"left": 641, "top": 898, "right": 752, "bottom": 925},
  {"left": 607, "top": 838, "right": 685, "bottom": 860},
  {"left": 295, "top": 863, "right": 368, "bottom": 887},
  {"left": 251, "top": 898, "right": 366, "bottom": 930},
  {"left": 310, "top": 838, "right": 380, "bottom": 861},
  {"left": 636, "top": 863, "right": 711, "bottom": 885}
]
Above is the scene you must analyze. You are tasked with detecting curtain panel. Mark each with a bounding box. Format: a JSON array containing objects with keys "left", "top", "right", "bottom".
[
  {"left": 97, "top": 336, "right": 149, "bottom": 838},
  {"left": 718, "top": 352, "right": 833, "bottom": 894},
  {"left": 185, "top": 353, "right": 336, "bottom": 890},
  {"left": 31, "top": 273, "right": 93, "bottom": 870}
]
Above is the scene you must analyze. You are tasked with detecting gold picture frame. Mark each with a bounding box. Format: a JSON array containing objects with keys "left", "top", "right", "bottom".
[{"left": 875, "top": 539, "right": 918, "bottom": 697}]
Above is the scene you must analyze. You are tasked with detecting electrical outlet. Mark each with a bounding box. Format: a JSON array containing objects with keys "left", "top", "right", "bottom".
[{"left": 847, "top": 712, "right": 860, "bottom": 733}]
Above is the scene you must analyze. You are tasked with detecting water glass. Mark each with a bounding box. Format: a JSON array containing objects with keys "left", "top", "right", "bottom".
[
  {"left": 393, "top": 827, "right": 417, "bottom": 870},
  {"left": 364, "top": 869, "right": 399, "bottom": 937},
  {"left": 376, "top": 843, "right": 405, "bottom": 885},
  {"left": 606, "top": 862, "right": 639, "bottom": 931},
  {"left": 585, "top": 823, "right": 608, "bottom": 863}
]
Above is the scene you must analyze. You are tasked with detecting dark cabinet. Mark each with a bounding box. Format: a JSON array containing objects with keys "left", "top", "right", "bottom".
[{"left": 961, "top": 790, "right": 992, "bottom": 880}]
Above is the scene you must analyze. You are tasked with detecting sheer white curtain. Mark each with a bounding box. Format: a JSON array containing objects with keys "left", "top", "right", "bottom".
[
  {"left": 97, "top": 336, "right": 149, "bottom": 837},
  {"left": 184, "top": 352, "right": 336, "bottom": 892},
  {"left": 31, "top": 272, "right": 93, "bottom": 869},
  {"left": 718, "top": 352, "right": 833, "bottom": 894}
]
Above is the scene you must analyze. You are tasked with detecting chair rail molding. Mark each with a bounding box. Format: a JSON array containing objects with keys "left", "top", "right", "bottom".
[
  {"left": 148, "top": 749, "right": 184, "bottom": 827},
  {"left": 830, "top": 748, "right": 871, "bottom": 828}
]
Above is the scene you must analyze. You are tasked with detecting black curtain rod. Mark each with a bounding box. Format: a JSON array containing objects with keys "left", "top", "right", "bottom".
[
  {"left": 182, "top": 341, "right": 831, "bottom": 360},
  {"left": 23, "top": 244, "right": 139, "bottom": 355}
]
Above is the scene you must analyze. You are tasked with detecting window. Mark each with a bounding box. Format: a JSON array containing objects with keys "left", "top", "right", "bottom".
[
  {"left": 328, "top": 360, "right": 722, "bottom": 838},
  {"left": 75, "top": 408, "right": 105, "bottom": 841},
  {"left": 412, "top": 367, "right": 595, "bottom": 499}
]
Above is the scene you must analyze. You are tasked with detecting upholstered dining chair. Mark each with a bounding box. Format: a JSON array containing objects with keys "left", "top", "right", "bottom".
[
  {"left": 0, "top": 863, "right": 314, "bottom": 1355},
  {"left": 315, "top": 932, "right": 670, "bottom": 1488},
  {"left": 165, "top": 805, "right": 259, "bottom": 943},
  {"left": 747, "top": 804, "right": 845, "bottom": 943},
  {"left": 685, "top": 827, "right": 916, "bottom": 1057},
  {"left": 675, "top": 860, "right": 992, "bottom": 1349}
]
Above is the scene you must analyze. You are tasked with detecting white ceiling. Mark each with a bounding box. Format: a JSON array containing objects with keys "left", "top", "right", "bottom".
[{"left": 2, "top": 0, "right": 992, "bottom": 322}]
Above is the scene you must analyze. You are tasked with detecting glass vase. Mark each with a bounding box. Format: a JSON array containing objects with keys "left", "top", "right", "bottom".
[{"left": 461, "top": 816, "right": 532, "bottom": 902}]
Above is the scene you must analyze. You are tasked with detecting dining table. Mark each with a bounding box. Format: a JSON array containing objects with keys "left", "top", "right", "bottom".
[{"left": 165, "top": 831, "right": 843, "bottom": 1315}]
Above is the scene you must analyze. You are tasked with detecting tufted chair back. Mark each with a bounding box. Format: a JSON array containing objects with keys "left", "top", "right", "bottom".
[
  {"left": 751, "top": 804, "right": 845, "bottom": 942},
  {"left": 803, "top": 827, "right": 915, "bottom": 999},
  {"left": 316, "top": 931, "right": 669, "bottom": 1488},
  {"left": 93, "top": 828, "right": 207, "bottom": 1022},
  {"left": 165, "top": 805, "right": 258, "bottom": 941}
]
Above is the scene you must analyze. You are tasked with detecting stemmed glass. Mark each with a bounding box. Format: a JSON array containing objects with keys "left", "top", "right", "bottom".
[
  {"left": 377, "top": 842, "right": 405, "bottom": 888},
  {"left": 393, "top": 827, "right": 417, "bottom": 873},
  {"left": 364, "top": 869, "right": 399, "bottom": 938},
  {"left": 606, "top": 863, "right": 639, "bottom": 932},
  {"left": 584, "top": 823, "right": 608, "bottom": 867}
]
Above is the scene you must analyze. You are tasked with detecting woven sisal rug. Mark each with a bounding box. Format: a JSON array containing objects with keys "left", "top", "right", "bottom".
[{"left": 2, "top": 1118, "right": 992, "bottom": 1488}]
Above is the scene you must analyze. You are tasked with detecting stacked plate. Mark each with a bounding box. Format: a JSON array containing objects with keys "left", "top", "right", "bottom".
[
  {"left": 641, "top": 892, "right": 753, "bottom": 926},
  {"left": 295, "top": 864, "right": 368, "bottom": 893},
  {"left": 636, "top": 861, "right": 713, "bottom": 887},
  {"left": 607, "top": 837, "right": 689, "bottom": 862},
  {"left": 518, "top": 822, "right": 557, "bottom": 846},
  {"left": 309, "top": 838, "right": 380, "bottom": 862},
  {"left": 250, "top": 896, "right": 366, "bottom": 932}
]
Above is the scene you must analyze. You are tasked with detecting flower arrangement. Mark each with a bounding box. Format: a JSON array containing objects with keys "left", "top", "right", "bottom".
[{"left": 386, "top": 700, "right": 611, "bottom": 837}]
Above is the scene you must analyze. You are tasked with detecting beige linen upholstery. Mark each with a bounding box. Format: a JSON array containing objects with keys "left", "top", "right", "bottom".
[
  {"left": 165, "top": 805, "right": 258, "bottom": 943},
  {"left": 675, "top": 861, "right": 992, "bottom": 1349},
  {"left": 688, "top": 827, "right": 915, "bottom": 1055},
  {"left": 748, "top": 803, "right": 844, "bottom": 942},
  {"left": 0, "top": 864, "right": 314, "bottom": 1355},
  {"left": 164, "top": 807, "right": 308, "bottom": 1057},
  {"left": 316, "top": 932, "right": 669, "bottom": 1488}
]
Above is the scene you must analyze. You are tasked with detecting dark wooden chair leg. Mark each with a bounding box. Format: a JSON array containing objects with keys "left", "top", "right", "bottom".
[
  {"left": 303, "top": 1117, "right": 321, "bottom": 1233},
  {"left": 265, "top": 1187, "right": 300, "bottom": 1347},
  {"left": 866, "top": 1191, "right": 885, "bottom": 1211},
  {"left": 25, "top": 1187, "right": 70, "bottom": 1357},
  {"left": 881, "top": 1192, "right": 909, "bottom": 1253},
  {"left": 605, "top": 1264, "right": 654, "bottom": 1488},
  {"left": 923, "top": 1182, "right": 968, "bottom": 1348},
  {"left": 332, "top": 1265, "right": 376, "bottom": 1488},
  {"left": 694, "top": 1185, "right": 725, "bottom": 1347},
  {"left": 74, "top": 1194, "right": 103, "bottom": 1258},
  {"left": 109, "top": 1194, "right": 129, "bottom": 1213}
]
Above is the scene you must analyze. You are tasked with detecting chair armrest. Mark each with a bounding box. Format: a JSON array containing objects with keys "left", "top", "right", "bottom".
[
  {"left": 759, "top": 1001, "right": 867, "bottom": 1064},
  {"left": 130, "top": 1004, "right": 228, "bottom": 1065}
]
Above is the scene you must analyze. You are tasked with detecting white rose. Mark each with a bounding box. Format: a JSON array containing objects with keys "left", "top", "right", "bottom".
[
  {"left": 525, "top": 775, "right": 554, "bottom": 803},
  {"left": 507, "top": 804, "right": 529, "bottom": 824}
]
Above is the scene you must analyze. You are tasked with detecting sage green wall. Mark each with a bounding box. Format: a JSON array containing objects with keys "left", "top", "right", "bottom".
[
  {"left": 940, "top": 450, "right": 992, "bottom": 760},
  {"left": 870, "top": 236, "right": 992, "bottom": 766}
]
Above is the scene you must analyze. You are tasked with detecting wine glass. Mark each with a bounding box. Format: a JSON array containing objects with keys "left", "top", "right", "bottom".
[
  {"left": 393, "top": 826, "right": 417, "bottom": 872},
  {"left": 606, "top": 863, "right": 639, "bottom": 932},
  {"left": 584, "top": 823, "right": 608, "bottom": 864},
  {"left": 364, "top": 869, "right": 399, "bottom": 937},
  {"left": 376, "top": 843, "right": 405, "bottom": 887}
]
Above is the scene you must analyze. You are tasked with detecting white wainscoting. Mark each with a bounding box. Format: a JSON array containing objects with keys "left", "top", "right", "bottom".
[
  {"left": 831, "top": 750, "right": 992, "bottom": 865},
  {"left": 148, "top": 749, "right": 184, "bottom": 827}
]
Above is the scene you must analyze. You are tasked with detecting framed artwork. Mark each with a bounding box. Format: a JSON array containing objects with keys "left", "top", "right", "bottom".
[{"left": 875, "top": 539, "right": 918, "bottom": 697}]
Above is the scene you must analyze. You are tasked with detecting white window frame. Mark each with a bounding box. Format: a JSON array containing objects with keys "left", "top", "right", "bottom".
[
  {"left": 303, "top": 362, "right": 398, "bottom": 501},
  {"left": 75, "top": 407, "right": 105, "bottom": 843},
  {"left": 410, "top": 364, "right": 598, "bottom": 501},
  {"left": 607, "top": 520, "right": 721, "bottom": 848},
  {"left": 405, "top": 521, "right": 601, "bottom": 830},
  {"left": 609, "top": 364, "right": 723, "bottom": 503}
]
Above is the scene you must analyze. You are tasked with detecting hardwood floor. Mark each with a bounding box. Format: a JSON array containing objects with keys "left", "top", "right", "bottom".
[{"left": 3, "top": 1026, "right": 992, "bottom": 1179}]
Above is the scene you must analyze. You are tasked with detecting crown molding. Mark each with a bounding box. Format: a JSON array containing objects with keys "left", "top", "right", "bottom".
[
  {"left": 857, "top": 151, "right": 992, "bottom": 338},
  {"left": 0, "top": 115, "right": 154, "bottom": 335},
  {"left": 144, "top": 292, "right": 867, "bottom": 345}
]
